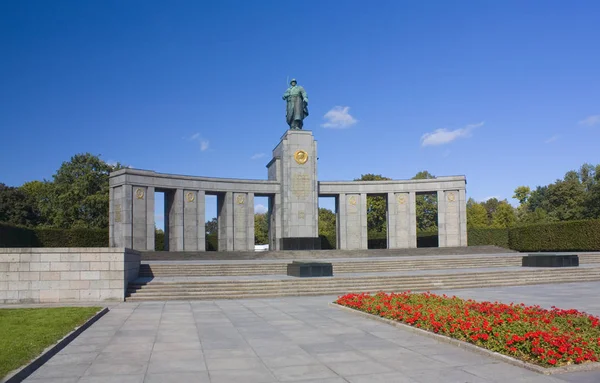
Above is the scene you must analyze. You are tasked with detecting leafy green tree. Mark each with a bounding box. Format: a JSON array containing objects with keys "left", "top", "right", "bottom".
[
  {"left": 412, "top": 171, "right": 438, "bottom": 232},
  {"left": 466, "top": 198, "right": 488, "bottom": 228},
  {"left": 513, "top": 186, "right": 531, "bottom": 205},
  {"left": 45, "top": 153, "right": 124, "bottom": 228},
  {"left": 205, "top": 218, "right": 218, "bottom": 236},
  {"left": 481, "top": 198, "right": 500, "bottom": 225},
  {"left": 491, "top": 201, "right": 516, "bottom": 228},
  {"left": 0, "top": 183, "right": 39, "bottom": 226},
  {"left": 254, "top": 213, "right": 269, "bottom": 244},
  {"left": 318, "top": 207, "right": 336, "bottom": 235},
  {"left": 354, "top": 174, "right": 390, "bottom": 234}
]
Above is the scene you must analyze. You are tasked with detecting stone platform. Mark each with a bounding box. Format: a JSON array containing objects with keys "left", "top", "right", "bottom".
[
  {"left": 20, "top": 282, "right": 600, "bottom": 383},
  {"left": 126, "top": 253, "right": 600, "bottom": 301}
]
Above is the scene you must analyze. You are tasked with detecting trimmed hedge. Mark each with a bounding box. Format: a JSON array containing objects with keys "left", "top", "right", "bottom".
[
  {"left": 3, "top": 219, "right": 599, "bottom": 252},
  {"left": 468, "top": 227, "right": 510, "bottom": 248},
  {"left": 509, "top": 219, "right": 600, "bottom": 252},
  {"left": 0, "top": 223, "right": 108, "bottom": 247},
  {"left": 0, "top": 223, "right": 40, "bottom": 247}
]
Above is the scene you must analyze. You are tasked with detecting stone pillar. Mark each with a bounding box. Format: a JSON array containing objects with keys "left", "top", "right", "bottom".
[
  {"left": 459, "top": 189, "right": 468, "bottom": 246},
  {"left": 336, "top": 194, "right": 345, "bottom": 250},
  {"left": 232, "top": 192, "right": 255, "bottom": 251},
  {"left": 217, "top": 192, "right": 234, "bottom": 251},
  {"left": 360, "top": 193, "right": 368, "bottom": 249},
  {"left": 336, "top": 194, "right": 347, "bottom": 249},
  {"left": 131, "top": 186, "right": 154, "bottom": 251},
  {"left": 183, "top": 190, "right": 205, "bottom": 251},
  {"left": 387, "top": 192, "right": 416, "bottom": 249},
  {"left": 110, "top": 185, "right": 132, "bottom": 248},
  {"left": 438, "top": 190, "right": 466, "bottom": 247},
  {"left": 340, "top": 193, "right": 367, "bottom": 250},
  {"left": 165, "top": 189, "right": 184, "bottom": 251},
  {"left": 268, "top": 194, "right": 281, "bottom": 251},
  {"left": 409, "top": 191, "right": 417, "bottom": 248},
  {"left": 146, "top": 187, "right": 155, "bottom": 251},
  {"left": 270, "top": 130, "right": 319, "bottom": 249}
]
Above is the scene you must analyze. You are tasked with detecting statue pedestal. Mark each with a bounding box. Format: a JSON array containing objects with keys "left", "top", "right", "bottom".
[{"left": 267, "top": 130, "right": 320, "bottom": 250}]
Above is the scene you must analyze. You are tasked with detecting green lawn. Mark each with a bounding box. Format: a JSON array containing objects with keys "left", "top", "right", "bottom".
[{"left": 0, "top": 306, "right": 102, "bottom": 379}]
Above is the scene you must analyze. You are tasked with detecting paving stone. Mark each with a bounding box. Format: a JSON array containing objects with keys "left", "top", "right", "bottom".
[
  {"left": 345, "top": 372, "right": 419, "bottom": 383},
  {"left": 144, "top": 372, "right": 210, "bottom": 383},
  {"left": 78, "top": 375, "right": 145, "bottom": 383},
  {"left": 268, "top": 364, "right": 339, "bottom": 381},
  {"left": 208, "top": 367, "right": 277, "bottom": 383},
  {"left": 325, "top": 360, "right": 394, "bottom": 377},
  {"left": 206, "top": 357, "right": 266, "bottom": 370}
]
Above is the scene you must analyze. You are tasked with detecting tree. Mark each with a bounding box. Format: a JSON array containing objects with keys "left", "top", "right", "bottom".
[
  {"left": 513, "top": 186, "right": 531, "bottom": 206},
  {"left": 491, "top": 202, "right": 516, "bottom": 228},
  {"left": 466, "top": 198, "right": 488, "bottom": 228},
  {"left": 354, "top": 174, "right": 390, "bottom": 234},
  {"left": 0, "top": 183, "right": 38, "bottom": 226},
  {"left": 412, "top": 171, "right": 438, "bottom": 232},
  {"left": 481, "top": 198, "right": 500, "bottom": 225},
  {"left": 18, "top": 153, "right": 124, "bottom": 229},
  {"left": 318, "top": 208, "right": 336, "bottom": 236},
  {"left": 205, "top": 218, "right": 218, "bottom": 236},
  {"left": 254, "top": 213, "right": 269, "bottom": 244}
]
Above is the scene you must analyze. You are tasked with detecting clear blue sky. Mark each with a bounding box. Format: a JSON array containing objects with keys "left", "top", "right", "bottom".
[{"left": 1, "top": 1, "right": 599, "bottom": 227}]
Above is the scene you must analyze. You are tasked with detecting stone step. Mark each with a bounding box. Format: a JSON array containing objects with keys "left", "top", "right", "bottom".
[
  {"left": 128, "top": 275, "right": 600, "bottom": 295},
  {"left": 137, "top": 255, "right": 600, "bottom": 277},
  {"left": 125, "top": 275, "right": 600, "bottom": 301},
  {"left": 140, "top": 245, "right": 517, "bottom": 261}
]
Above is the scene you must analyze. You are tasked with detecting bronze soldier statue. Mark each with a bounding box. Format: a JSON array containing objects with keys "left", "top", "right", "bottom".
[{"left": 282, "top": 79, "right": 309, "bottom": 130}]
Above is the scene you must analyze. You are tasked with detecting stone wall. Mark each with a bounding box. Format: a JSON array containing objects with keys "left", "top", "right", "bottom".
[{"left": 0, "top": 248, "right": 140, "bottom": 304}]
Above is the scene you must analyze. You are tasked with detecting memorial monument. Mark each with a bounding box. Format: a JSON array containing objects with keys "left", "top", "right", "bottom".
[{"left": 109, "top": 80, "right": 467, "bottom": 252}]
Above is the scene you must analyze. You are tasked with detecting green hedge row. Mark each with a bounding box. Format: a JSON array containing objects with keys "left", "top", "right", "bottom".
[
  {"left": 0, "top": 223, "right": 108, "bottom": 247},
  {"left": 468, "top": 227, "right": 510, "bottom": 248},
  {"left": 508, "top": 220, "right": 600, "bottom": 252},
  {"left": 3, "top": 220, "right": 600, "bottom": 252}
]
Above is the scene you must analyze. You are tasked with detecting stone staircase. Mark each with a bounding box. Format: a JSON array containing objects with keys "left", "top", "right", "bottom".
[
  {"left": 126, "top": 253, "right": 600, "bottom": 301},
  {"left": 140, "top": 245, "right": 515, "bottom": 261}
]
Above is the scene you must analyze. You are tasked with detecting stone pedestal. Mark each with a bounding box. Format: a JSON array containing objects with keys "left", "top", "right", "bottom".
[{"left": 267, "top": 130, "right": 319, "bottom": 250}]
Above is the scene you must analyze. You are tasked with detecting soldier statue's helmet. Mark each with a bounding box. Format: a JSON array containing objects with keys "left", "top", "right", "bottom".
[{"left": 290, "top": 78, "right": 297, "bottom": 85}]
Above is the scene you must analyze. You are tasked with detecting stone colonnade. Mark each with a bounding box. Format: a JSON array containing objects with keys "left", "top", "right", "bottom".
[{"left": 109, "top": 130, "right": 467, "bottom": 252}]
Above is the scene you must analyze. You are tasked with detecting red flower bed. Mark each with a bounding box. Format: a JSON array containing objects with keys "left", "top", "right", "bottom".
[{"left": 336, "top": 292, "right": 600, "bottom": 367}]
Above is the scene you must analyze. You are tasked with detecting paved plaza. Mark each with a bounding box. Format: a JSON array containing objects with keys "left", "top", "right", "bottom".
[{"left": 22, "top": 282, "right": 600, "bottom": 383}]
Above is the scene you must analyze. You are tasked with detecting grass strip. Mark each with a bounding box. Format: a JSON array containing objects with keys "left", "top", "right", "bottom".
[{"left": 0, "top": 306, "right": 101, "bottom": 379}]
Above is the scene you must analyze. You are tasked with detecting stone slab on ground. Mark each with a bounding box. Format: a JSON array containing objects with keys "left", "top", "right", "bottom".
[{"left": 20, "top": 281, "right": 600, "bottom": 383}]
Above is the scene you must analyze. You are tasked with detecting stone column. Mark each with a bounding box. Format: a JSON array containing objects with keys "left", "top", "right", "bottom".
[
  {"left": 459, "top": 189, "right": 468, "bottom": 246},
  {"left": 183, "top": 190, "right": 205, "bottom": 251},
  {"left": 360, "top": 193, "right": 368, "bottom": 249},
  {"left": 146, "top": 187, "right": 155, "bottom": 251},
  {"left": 342, "top": 193, "right": 367, "bottom": 250},
  {"left": 387, "top": 192, "right": 416, "bottom": 249},
  {"left": 131, "top": 186, "right": 154, "bottom": 251},
  {"left": 336, "top": 194, "right": 347, "bottom": 249},
  {"left": 268, "top": 194, "right": 281, "bottom": 251},
  {"left": 409, "top": 191, "right": 417, "bottom": 248},
  {"left": 217, "top": 192, "right": 234, "bottom": 251},
  {"left": 232, "top": 192, "right": 255, "bottom": 251},
  {"left": 110, "top": 184, "right": 132, "bottom": 248},
  {"left": 438, "top": 190, "right": 465, "bottom": 247},
  {"left": 165, "top": 189, "right": 184, "bottom": 251}
]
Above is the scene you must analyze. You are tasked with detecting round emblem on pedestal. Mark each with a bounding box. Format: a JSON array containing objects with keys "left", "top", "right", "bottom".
[
  {"left": 186, "top": 192, "right": 195, "bottom": 203},
  {"left": 236, "top": 195, "right": 245, "bottom": 204},
  {"left": 447, "top": 192, "right": 456, "bottom": 202},
  {"left": 135, "top": 188, "right": 144, "bottom": 199},
  {"left": 397, "top": 195, "right": 406, "bottom": 205},
  {"left": 294, "top": 150, "right": 308, "bottom": 165},
  {"left": 348, "top": 196, "right": 357, "bottom": 206}
]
